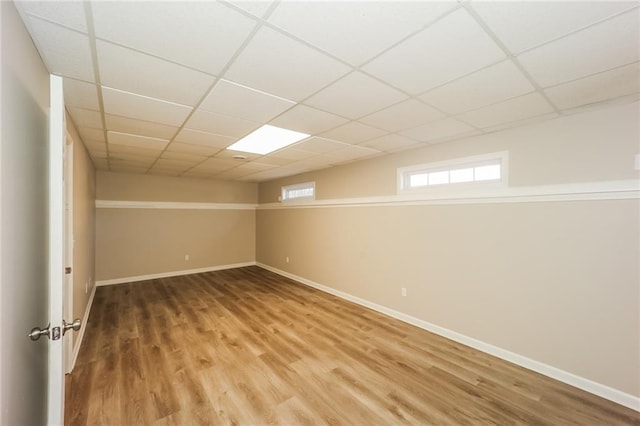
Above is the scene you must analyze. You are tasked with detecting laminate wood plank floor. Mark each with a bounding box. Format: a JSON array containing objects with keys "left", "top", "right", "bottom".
[{"left": 66, "top": 266, "right": 639, "bottom": 425}]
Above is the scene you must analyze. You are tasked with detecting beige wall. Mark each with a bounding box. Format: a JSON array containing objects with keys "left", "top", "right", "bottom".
[
  {"left": 256, "top": 101, "right": 640, "bottom": 398},
  {"left": 260, "top": 101, "right": 640, "bottom": 203},
  {"left": 95, "top": 173, "right": 257, "bottom": 281},
  {"left": 67, "top": 115, "right": 96, "bottom": 348}
]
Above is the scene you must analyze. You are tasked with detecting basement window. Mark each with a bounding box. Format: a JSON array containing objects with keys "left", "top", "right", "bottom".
[
  {"left": 398, "top": 151, "right": 508, "bottom": 193},
  {"left": 281, "top": 182, "right": 315, "bottom": 201}
]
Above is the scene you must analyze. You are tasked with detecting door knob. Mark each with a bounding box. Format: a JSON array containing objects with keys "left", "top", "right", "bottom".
[
  {"left": 28, "top": 324, "right": 51, "bottom": 341},
  {"left": 62, "top": 318, "right": 81, "bottom": 335}
]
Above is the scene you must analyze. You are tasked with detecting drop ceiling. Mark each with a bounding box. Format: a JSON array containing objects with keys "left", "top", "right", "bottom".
[{"left": 14, "top": 1, "right": 640, "bottom": 182}]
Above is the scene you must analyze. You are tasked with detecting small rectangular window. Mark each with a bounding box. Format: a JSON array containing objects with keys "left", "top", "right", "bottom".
[
  {"left": 398, "top": 152, "right": 507, "bottom": 193},
  {"left": 281, "top": 182, "right": 315, "bottom": 201}
]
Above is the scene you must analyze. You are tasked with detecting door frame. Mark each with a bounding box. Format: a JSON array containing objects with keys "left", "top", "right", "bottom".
[
  {"left": 47, "top": 74, "right": 65, "bottom": 425},
  {"left": 64, "top": 136, "right": 74, "bottom": 374}
]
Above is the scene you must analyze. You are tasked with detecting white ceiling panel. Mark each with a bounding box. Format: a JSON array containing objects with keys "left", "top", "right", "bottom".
[
  {"left": 305, "top": 72, "right": 408, "bottom": 119},
  {"left": 358, "top": 134, "right": 423, "bottom": 153},
  {"left": 214, "top": 150, "right": 261, "bottom": 161},
  {"left": 101, "top": 87, "right": 192, "bottom": 127},
  {"left": 363, "top": 8, "right": 505, "bottom": 94},
  {"left": 83, "top": 139, "right": 107, "bottom": 152},
  {"left": 67, "top": 107, "right": 102, "bottom": 130},
  {"left": 457, "top": 92, "right": 555, "bottom": 129},
  {"left": 269, "top": 104, "right": 348, "bottom": 134},
  {"left": 92, "top": 1, "right": 255, "bottom": 75},
  {"left": 165, "top": 142, "right": 221, "bottom": 156},
  {"left": 420, "top": 61, "right": 535, "bottom": 114},
  {"left": 107, "top": 131, "right": 169, "bottom": 150},
  {"left": 517, "top": 11, "right": 640, "bottom": 88},
  {"left": 200, "top": 79, "right": 296, "bottom": 122},
  {"left": 16, "top": 1, "right": 87, "bottom": 32},
  {"left": 545, "top": 62, "right": 640, "bottom": 110},
  {"left": 77, "top": 127, "right": 105, "bottom": 143},
  {"left": 190, "top": 158, "right": 238, "bottom": 172},
  {"left": 63, "top": 78, "right": 99, "bottom": 110},
  {"left": 174, "top": 129, "right": 236, "bottom": 149},
  {"left": 321, "top": 121, "right": 387, "bottom": 144},
  {"left": 152, "top": 158, "right": 199, "bottom": 169},
  {"left": 268, "top": 1, "right": 457, "bottom": 66},
  {"left": 104, "top": 114, "right": 178, "bottom": 140},
  {"left": 472, "top": 1, "right": 638, "bottom": 54},
  {"left": 225, "top": 26, "right": 350, "bottom": 101},
  {"left": 252, "top": 156, "right": 295, "bottom": 166},
  {"left": 400, "top": 118, "right": 476, "bottom": 142},
  {"left": 108, "top": 144, "right": 163, "bottom": 158},
  {"left": 324, "top": 144, "right": 381, "bottom": 164},
  {"left": 226, "top": 1, "right": 274, "bottom": 19},
  {"left": 268, "top": 148, "right": 317, "bottom": 161},
  {"left": 185, "top": 109, "right": 260, "bottom": 138},
  {"left": 359, "top": 99, "right": 445, "bottom": 132},
  {"left": 25, "top": 17, "right": 95, "bottom": 82},
  {"left": 293, "top": 137, "right": 348, "bottom": 154},
  {"left": 97, "top": 40, "right": 214, "bottom": 106},
  {"left": 161, "top": 151, "right": 208, "bottom": 163}
]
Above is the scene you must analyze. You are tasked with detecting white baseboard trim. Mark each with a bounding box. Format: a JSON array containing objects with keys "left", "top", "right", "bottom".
[
  {"left": 96, "top": 261, "right": 257, "bottom": 286},
  {"left": 256, "top": 262, "right": 640, "bottom": 412},
  {"left": 70, "top": 283, "right": 96, "bottom": 372}
]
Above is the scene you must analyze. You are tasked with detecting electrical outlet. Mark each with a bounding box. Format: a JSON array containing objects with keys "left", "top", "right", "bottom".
[
  {"left": 401, "top": 287, "right": 407, "bottom": 297},
  {"left": 185, "top": 254, "right": 190, "bottom": 261},
  {"left": 286, "top": 256, "right": 289, "bottom": 263}
]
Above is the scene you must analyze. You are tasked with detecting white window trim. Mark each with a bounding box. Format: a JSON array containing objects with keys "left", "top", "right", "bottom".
[
  {"left": 397, "top": 151, "right": 509, "bottom": 194},
  {"left": 281, "top": 181, "right": 316, "bottom": 202}
]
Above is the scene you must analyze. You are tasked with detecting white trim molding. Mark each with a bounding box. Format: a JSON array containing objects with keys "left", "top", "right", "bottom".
[
  {"left": 96, "top": 200, "right": 257, "bottom": 210},
  {"left": 96, "top": 262, "right": 256, "bottom": 286},
  {"left": 259, "top": 179, "right": 640, "bottom": 209},
  {"left": 70, "top": 283, "right": 96, "bottom": 372},
  {"left": 256, "top": 262, "right": 640, "bottom": 412}
]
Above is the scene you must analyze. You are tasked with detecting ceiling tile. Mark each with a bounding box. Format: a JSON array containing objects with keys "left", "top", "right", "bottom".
[
  {"left": 517, "top": 11, "right": 640, "bottom": 87},
  {"left": 161, "top": 151, "right": 208, "bottom": 163},
  {"left": 269, "top": 104, "right": 348, "bottom": 134},
  {"left": 226, "top": 1, "right": 274, "bottom": 18},
  {"left": 92, "top": 1, "right": 255, "bottom": 75},
  {"left": 78, "top": 127, "right": 105, "bottom": 143},
  {"left": 457, "top": 92, "right": 555, "bottom": 128},
  {"left": 101, "top": 87, "right": 192, "bottom": 127},
  {"left": 214, "top": 150, "right": 261, "bottom": 162},
  {"left": 107, "top": 131, "right": 169, "bottom": 150},
  {"left": 96, "top": 40, "right": 214, "bottom": 106},
  {"left": 359, "top": 99, "right": 445, "bottom": 132},
  {"left": 63, "top": 78, "right": 99, "bottom": 110},
  {"left": 190, "top": 158, "right": 238, "bottom": 172},
  {"left": 16, "top": 1, "right": 87, "bottom": 32},
  {"left": 235, "top": 162, "right": 277, "bottom": 172},
  {"left": 185, "top": 109, "right": 260, "bottom": 138},
  {"left": 92, "top": 159, "right": 109, "bottom": 170},
  {"left": 268, "top": 148, "right": 317, "bottom": 161},
  {"left": 305, "top": 72, "right": 408, "bottom": 119},
  {"left": 363, "top": 8, "right": 505, "bottom": 94},
  {"left": 358, "top": 134, "right": 422, "bottom": 153},
  {"left": 293, "top": 137, "right": 348, "bottom": 154},
  {"left": 25, "top": 17, "right": 94, "bottom": 82},
  {"left": 545, "top": 62, "right": 640, "bottom": 110},
  {"left": 104, "top": 114, "right": 178, "bottom": 140},
  {"left": 83, "top": 139, "right": 107, "bottom": 152},
  {"left": 472, "top": 1, "right": 638, "bottom": 54},
  {"left": 174, "top": 129, "right": 236, "bottom": 149},
  {"left": 420, "top": 61, "right": 535, "bottom": 114},
  {"left": 109, "top": 152, "right": 157, "bottom": 165},
  {"left": 268, "top": 1, "right": 457, "bottom": 65},
  {"left": 481, "top": 112, "right": 559, "bottom": 134},
  {"left": 108, "top": 144, "right": 163, "bottom": 158},
  {"left": 67, "top": 107, "right": 102, "bottom": 130},
  {"left": 324, "top": 144, "right": 381, "bottom": 164},
  {"left": 400, "top": 117, "right": 476, "bottom": 142},
  {"left": 151, "top": 159, "right": 197, "bottom": 169},
  {"left": 253, "top": 156, "right": 295, "bottom": 166},
  {"left": 321, "top": 121, "right": 387, "bottom": 144},
  {"left": 165, "top": 142, "right": 221, "bottom": 156},
  {"left": 214, "top": 167, "right": 258, "bottom": 180},
  {"left": 200, "top": 79, "right": 296, "bottom": 122},
  {"left": 225, "top": 26, "right": 350, "bottom": 101}
]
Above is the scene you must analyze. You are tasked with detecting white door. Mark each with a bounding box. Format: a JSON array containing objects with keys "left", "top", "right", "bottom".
[{"left": 64, "top": 138, "right": 74, "bottom": 374}]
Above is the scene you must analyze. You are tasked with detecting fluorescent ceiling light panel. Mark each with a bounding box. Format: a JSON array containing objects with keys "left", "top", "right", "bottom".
[{"left": 226, "top": 125, "right": 309, "bottom": 155}]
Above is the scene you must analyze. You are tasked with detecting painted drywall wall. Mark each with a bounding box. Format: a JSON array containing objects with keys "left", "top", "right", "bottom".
[
  {"left": 95, "top": 172, "right": 257, "bottom": 281},
  {"left": 256, "top": 101, "right": 640, "bottom": 399},
  {"left": 66, "top": 116, "right": 96, "bottom": 349},
  {"left": 0, "top": 2, "right": 51, "bottom": 425}
]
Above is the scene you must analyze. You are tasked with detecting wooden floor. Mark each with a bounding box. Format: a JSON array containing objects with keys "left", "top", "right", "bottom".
[{"left": 66, "top": 266, "right": 639, "bottom": 425}]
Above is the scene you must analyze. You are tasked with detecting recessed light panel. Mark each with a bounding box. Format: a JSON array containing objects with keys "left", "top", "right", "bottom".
[{"left": 226, "top": 125, "right": 309, "bottom": 155}]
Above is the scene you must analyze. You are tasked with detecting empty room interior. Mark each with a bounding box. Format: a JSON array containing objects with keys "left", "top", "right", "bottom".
[{"left": 2, "top": 0, "right": 640, "bottom": 424}]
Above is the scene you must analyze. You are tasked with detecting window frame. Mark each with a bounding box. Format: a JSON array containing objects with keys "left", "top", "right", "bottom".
[
  {"left": 281, "top": 181, "right": 316, "bottom": 202},
  {"left": 397, "top": 151, "right": 509, "bottom": 194}
]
